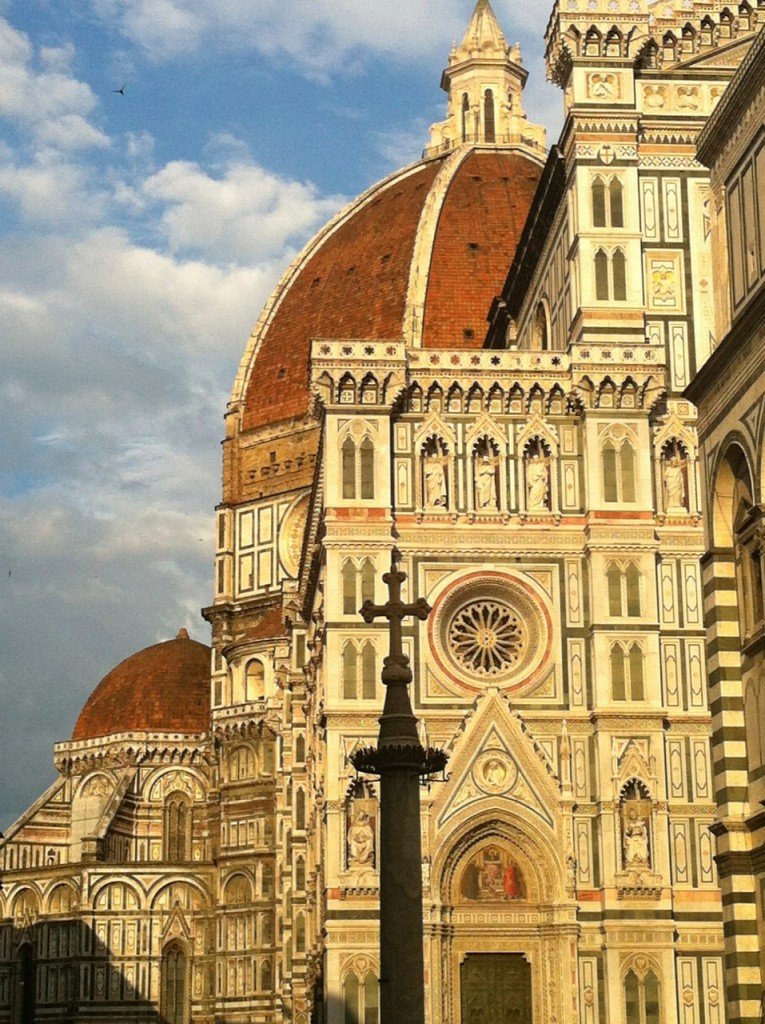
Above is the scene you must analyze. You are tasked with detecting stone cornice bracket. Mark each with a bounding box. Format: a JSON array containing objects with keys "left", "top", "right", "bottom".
[{"left": 309, "top": 339, "right": 408, "bottom": 415}]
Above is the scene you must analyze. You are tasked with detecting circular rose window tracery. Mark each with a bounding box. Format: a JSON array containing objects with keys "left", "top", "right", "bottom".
[
  {"left": 428, "top": 571, "right": 554, "bottom": 696},
  {"left": 448, "top": 600, "right": 526, "bottom": 676}
]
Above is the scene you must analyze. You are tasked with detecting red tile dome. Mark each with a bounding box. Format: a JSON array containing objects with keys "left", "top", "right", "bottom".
[
  {"left": 234, "top": 146, "right": 543, "bottom": 432},
  {"left": 72, "top": 630, "right": 210, "bottom": 741}
]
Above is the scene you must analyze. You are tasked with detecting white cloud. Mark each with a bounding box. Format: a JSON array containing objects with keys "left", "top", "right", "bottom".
[
  {"left": 91, "top": 0, "right": 467, "bottom": 69},
  {"left": 143, "top": 159, "right": 345, "bottom": 264},
  {"left": 0, "top": 17, "right": 108, "bottom": 150}
]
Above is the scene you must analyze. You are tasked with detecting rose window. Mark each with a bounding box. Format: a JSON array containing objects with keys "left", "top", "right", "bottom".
[
  {"left": 448, "top": 600, "right": 526, "bottom": 676},
  {"left": 428, "top": 571, "right": 554, "bottom": 696}
]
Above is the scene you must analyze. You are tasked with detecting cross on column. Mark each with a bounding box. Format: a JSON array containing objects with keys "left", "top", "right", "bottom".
[{"left": 360, "top": 564, "right": 431, "bottom": 747}]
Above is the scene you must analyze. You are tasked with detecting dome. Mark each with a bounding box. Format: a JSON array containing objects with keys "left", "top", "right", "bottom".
[
  {"left": 234, "top": 146, "right": 544, "bottom": 432},
  {"left": 72, "top": 629, "right": 210, "bottom": 742}
]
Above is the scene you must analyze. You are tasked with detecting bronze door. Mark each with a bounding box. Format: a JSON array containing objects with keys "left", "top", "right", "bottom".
[{"left": 460, "top": 953, "right": 532, "bottom": 1024}]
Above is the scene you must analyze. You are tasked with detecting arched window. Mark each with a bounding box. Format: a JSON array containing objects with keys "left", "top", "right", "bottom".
[
  {"left": 295, "top": 733, "right": 306, "bottom": 764},
  {"left": 361, "top": 560, "right": 376, "bottom": 605},
  {"left": 625, "top": 967, "right": 661, "bottom": 1024},
  {"left": 261, "top": 958, "right": 272, "bottom": 991},
  {"left": 607, "top": 563, "right": 642, "bottom": 617},
  {"left": 345, "top": 973, "right": 360, "bottom": 1024},
  {"left": 611, "top": 644, "right": 626, "bottom": 701},
  {"left": 607, "top": 564, "right": 623, "bottom": 616},
  {"left": 592, "top": 177, "right": 607, "bottom": 227},
  {"left": 342, "top": 437, "right": 357, "bottom": 499},
  {"left": 595, "top": 248, "right": 609, "bottom": 300},
  {"left": 343, "top": 643, "right": 358, "bottom": 700},
  {"left": 343, "top": 560, "right": 357, "bottom": 615},
  {"left": 362, "top": 642, "right": 376, "bottom": 700},
  {"left": 484, "top": 89, "right": 496, "bottom": 143},
  {"left": 629, "top": 643, "right": 645, "bottom": 700},
  {"left": 532, "top": 303, "right": 549, "bottom": 350},
  {"left": 245, "top": 659, "right": 265, "bottom": 701},
  {"left": 160, "top": 941, "right": 188, "bottom": 1024},
  {"left": 611, "top": 643, "right": 645, "bottom": 701},
  {"left": 360, "top": 438, "right": 375, "bottom": 500},
  {"left": 295, "top": 913, "right": 306, "bottom": 952},
  {"left": 626, "top": 564, "right": 641, "bottom": 616},
  {"left": 461, "top": 93, "right": 469, "bottom": 142},
  {"left": 609, "top": 178, "right": 624, "bottom": 227},
  {"left": 17, "top": 944, "right": 36, "bottom": 1024},
  {"left": 164, "top": 793, "right": 192, "bottom": 862},
  {"left": 295, "top": 788, "right": 306, "bottom": 830},
  {"left": 344, "top": 970, "right": 379, "bottom": 1024},
  {"left": 295, "top": 856, "right": 306, "bottom": 890},
  {"left": 613, "top": 248, "right": 627, "bottom": 300},
  {"left": 602, "top": 436, "right": 637, "bottom": 503}
]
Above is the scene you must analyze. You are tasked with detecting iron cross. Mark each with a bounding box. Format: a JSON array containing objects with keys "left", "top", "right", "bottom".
[{"left": 360, "top": 566, "right": 431, "bottom": 664}]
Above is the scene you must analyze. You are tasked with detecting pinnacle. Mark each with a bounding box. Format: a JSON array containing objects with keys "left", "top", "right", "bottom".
[{"left": 461, "top": 0, "right": 506, "bottom": 50}]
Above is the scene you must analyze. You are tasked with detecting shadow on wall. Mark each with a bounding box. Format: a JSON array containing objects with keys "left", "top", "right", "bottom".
[{"left": 2, "top": 917, "right": 198, "bottom": 1024}]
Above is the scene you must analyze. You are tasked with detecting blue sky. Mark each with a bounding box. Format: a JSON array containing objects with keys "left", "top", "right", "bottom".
[{"left": 0, "top": 0, "right": 563, "bottom": 830}]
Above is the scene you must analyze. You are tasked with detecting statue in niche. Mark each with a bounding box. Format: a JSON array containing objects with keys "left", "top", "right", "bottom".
[
  {"left": 620, "top": 780, "right": 652, "bottom": 870},
  {"left": 662, "top": 442, "right": 688, "bottom": 511},
  {"left": 525, "top": 440, "right": 551, "bottom": 511},
  {"left": 473, "top": 439, "right": 499, "bottom": 511},
  {"left": 422, "top": 438, "right": 449, "bottom": 509},
  {"left": 347, "top": 793, "right": 377, "bottom": 869}
]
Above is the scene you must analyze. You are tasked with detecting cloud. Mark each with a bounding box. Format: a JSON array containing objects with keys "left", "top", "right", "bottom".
[
  {"left": 91, "top": 0, "right": 471, "bottom": 69},
  {"left": 142, "top": 159, "right": 346, "bottom": 265},
  {"left": 0, "top": 17, "right": 108, "bottom": 150}
]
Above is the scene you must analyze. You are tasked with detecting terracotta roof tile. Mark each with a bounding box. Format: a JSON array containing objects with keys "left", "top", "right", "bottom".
[{"left": 72, "top": 633, "right": 210, "bottom": 741}]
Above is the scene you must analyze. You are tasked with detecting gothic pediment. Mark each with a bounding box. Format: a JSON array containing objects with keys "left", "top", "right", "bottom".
[{"left": 432, "top": 690, "right": 561, "bottom": 833}]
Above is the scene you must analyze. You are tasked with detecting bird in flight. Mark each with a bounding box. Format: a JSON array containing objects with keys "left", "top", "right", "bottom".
[{"left": 112, "top": 85, "right": 126, "bottom": 96}]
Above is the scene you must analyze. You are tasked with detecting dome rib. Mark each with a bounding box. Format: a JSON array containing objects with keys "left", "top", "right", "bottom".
[
  {"left": 72, "top": 633, "right": 211, "bottom": 742},
  {"left": 236, "top": 145, "right": 543, "bottom": 433}
]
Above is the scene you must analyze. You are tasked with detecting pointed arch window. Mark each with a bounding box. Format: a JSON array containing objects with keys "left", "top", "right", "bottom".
[
  {"left": 160, "top": 941, "right": 188, "bottom": 1024},
  {"left": 343, "top": 560, "right": 357, "bottom": 615},
  {"left": 362, "top": 642, "right": 377, "bottom": 700},
  {"left": 361, "top": 559, "right": 376, "bottom": 605},
  {"left": 595, "top": 248, "right": 610, "bottom": 300},
  {"left": 295, "top": 733, "right": 306, "bottom": 764},
  {"left": 344, "top": 970, "right": 379, "bottom": 1024},
  {"left": 532, "top": 302, "right": 549, "bottom": 350},
  {"left": 295, "top": 912, "right": 306, "bottom": 953},
  {"left": 343, "top": 641, "right": 377, "bottom": 700},
  {"left": 342, "top": 437, "right": 357, "bottom": 499},
  {"left": 625, "top": 967, "right": 661, "bottom": 1024},
  {"left": 360, "top": 438, "right": 375, "bottom": 499},
  {"left": 484, "top": 89, "right": 495, "bottom": 143},
  {"left": 343, "top": 643, "right": 358, "bottom": 700},
  {"left": 295, "top": 855, "right": 306, "bottom": 890},
  {"left": 611, "top": 642, "right": 645, "bottom": 701},
  {"left": 295, "top": 789, "right": 306, "bottom": 830},
  {"left": 592, "top": 177, "right": 607, "bottom": 227},
  {"left": 607, "top": 562, "right": 642, "bottom": 617},
  {"left": 164, "top": 793, "right": 192, "bottom": 862},
  {"left": 602, "top": 435, "right": 637, "bottom": 503},
  {"left": 609, "top": 178, "right": 624, "bottom": 227},
  {"left": 613, "top": 248, "right": 627, "bottom": 300}
]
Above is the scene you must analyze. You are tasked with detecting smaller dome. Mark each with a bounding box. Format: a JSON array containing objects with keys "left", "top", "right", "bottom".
[{"left": 72, "top": 630, "right": 210, "bottom": 741}]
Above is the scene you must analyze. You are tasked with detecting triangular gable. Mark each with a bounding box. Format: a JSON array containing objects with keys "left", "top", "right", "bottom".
[{"left": 432, "top": 690, "right": 561, "bottom": 832}]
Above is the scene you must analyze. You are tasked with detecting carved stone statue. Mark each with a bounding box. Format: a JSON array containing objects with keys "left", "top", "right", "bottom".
[
  {"left": 526, "top": 452, "right": 550, "bottom": 511},
  {"left": 347, "top": 808, "right": 375, "bottom": 867},
  {"left": 475, "top": 455, "right": 498, "bottom": 510},
  {"left": 623, "top": 808, "right": 650, "bottom": 867},
  {"left": 663, "top": 453, "right": 687, "bottom": 510},
  {"left": 424, "top": 453, "right": 448, "bottom": 508}
]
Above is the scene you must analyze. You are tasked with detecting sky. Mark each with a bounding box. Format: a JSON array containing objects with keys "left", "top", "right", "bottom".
[{"left": 0, "top": 0, "right": 563, "bottom": 830}]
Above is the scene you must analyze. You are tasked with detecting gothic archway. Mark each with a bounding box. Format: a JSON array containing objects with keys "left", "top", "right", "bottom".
[{"left": 428, "top": 814, "right": 576, "bottom": 1024}]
